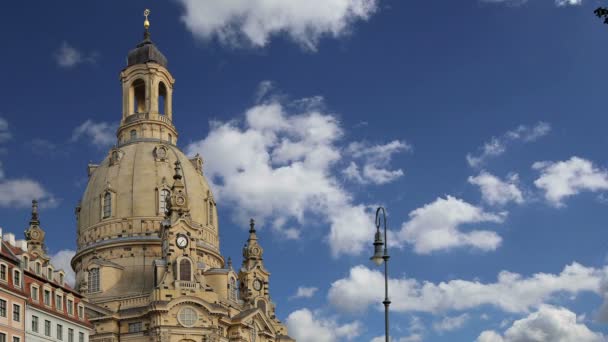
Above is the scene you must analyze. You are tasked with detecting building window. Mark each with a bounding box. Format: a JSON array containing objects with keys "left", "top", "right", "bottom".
[
  {"left": 22, "top": 256, "right": 28, "bottom": 269},
  {"left": 178, "top": 307, "right": 198, "bottom": 327},
  {"left": 56, "top": 294, "right": 63, "bottom": 310},
  {"left": 79, "top": 332, "right": 84, "bottom": 342},
  {"left": 12, "top": 304, "right": 19, "bottom": 322},
  {"left": 13, "top": 270, "right": 20, "bottom": 287},
  {"left": 209, "top": 202, "right": 214, "bottom": 226},
  {"left": 128, "top": 322, "right": 142, "bottom": 333},
  {"left": 102, "top": 192, "right": 112, "bottom": 219},
  {"left": 159, "top": 189, "right": 170, "bottom": 215},
  {"left": 31, "top": 285, "right": 39, "bottom": 301},
  {"left": 0, "top": 299, "right": 6, "bottom": 317},
  {"left": 47, "top": 267, "right": 53, "bottom": 280},
  {"left": 12, "top": 337, "right": 19, "bottom": 342},
  {"left": 132, "top": 79, "right": 145, "bottom": 114},
  {"left": 59, "top": 273, "right": 64, "bottom": 285},
  {"left": 0, "top": 264, "right": 6, "bottom": 281},
  {"left": 179, "top": 259, "right": 191, "bottom": 281},
  {"left": 67, "top": 299, "right": 74, "bottom": 315},
  {"left": 168, "top": 134, "right": 172, "bottom": 144},
  {"left": 0, "top": 333, "right": 5, "bottom": 342},
  {"left": 57, "top": 324, "right": 63, "bottom": 340},
  {"left": 68, "top": 329, "right": 74, "bottom": 342},
  {"left": 78, "top": 305, "right": 84, "bottom": 319},
  {"left": 130, "top": 129, "right": 137, "bottom": 140},
  {"left": 229, "top": 278, "right": 238, "bottom": 301},
  {"left": 44, "top": 289, "right": 51, "bottom": 306},
  {"left": 32, "top": 315, "right": 39, "bottom": 332},
  {"left": 88, "top": 268, "right": 100, "bottom": 293},
  {"left": 44, "top": 320, "right": 51, "bottom": 336},
  {"left": 35, "top": 262, "right": 41, "bottom": 275}
]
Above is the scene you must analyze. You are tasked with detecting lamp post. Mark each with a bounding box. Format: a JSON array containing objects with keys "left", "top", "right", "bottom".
[{"left": 370, "top": 206, "right": 390, "bottom": 342}]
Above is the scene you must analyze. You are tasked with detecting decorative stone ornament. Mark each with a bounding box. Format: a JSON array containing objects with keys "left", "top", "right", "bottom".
[
  {"left": 153, "top": 145, "right": 169, "bottom": 162},
  {"left": 109, "top": 148, "right": 123, "bottom": 166}
]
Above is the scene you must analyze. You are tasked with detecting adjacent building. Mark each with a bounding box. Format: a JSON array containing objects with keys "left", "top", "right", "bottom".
[
  {"left": 70, "top": 12, "right": 295, "bottom": 342},
  {"left": 2, "top": 201, "right": 93, "bottom": 342}
]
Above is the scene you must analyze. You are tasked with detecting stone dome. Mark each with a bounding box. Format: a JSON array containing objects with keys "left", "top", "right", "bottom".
[{"left": 77, "top": 141, "right": 217, "bottom": 249}]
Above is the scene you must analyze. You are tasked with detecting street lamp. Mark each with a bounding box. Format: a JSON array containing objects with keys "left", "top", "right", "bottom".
[{"left": 370, "top": 206, "right": 390, "bottom": 342}]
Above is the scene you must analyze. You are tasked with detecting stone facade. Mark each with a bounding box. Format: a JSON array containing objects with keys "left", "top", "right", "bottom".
[{"left": 70, "top": 16, "right": 294, "bottom": 342}]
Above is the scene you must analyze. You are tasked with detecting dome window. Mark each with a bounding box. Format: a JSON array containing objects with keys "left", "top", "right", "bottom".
[
  {"left": 130, "top": 130, "right": 137, "bottom": 141},
  {"left": 102, "top": 192, "right": 112, "bottom": 219},
  {"left": 88, "top": 268, "right": 100, "bottom": 293},
  {"left": 159, "top": 189, "right": 170, "bottom": 215}
]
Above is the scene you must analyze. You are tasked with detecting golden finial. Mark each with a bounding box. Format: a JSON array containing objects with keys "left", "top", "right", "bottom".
[{"left": 144, "top": 9, "right": 151, "bottom": 30}]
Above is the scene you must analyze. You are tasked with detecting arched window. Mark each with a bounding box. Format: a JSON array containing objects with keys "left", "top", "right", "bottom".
[
  {"left": 229, "top": 278, "right": 238, "bottom": 301},
  {"left": 168, "top": 134, "right": 172, "bottom": 144},
  {"left": 130, "top": 129, "right": 137, "bottom": 140},
  {"left": 158, "top": 82, "right": 167, "bottom": 115},
  {"left": 257, "top": 300, "right": 266, "bottom": 314},
  {"left": 209, "top": 202, "right": 214, "bottom": 226},
  {"left": 179, "top": 259, "right": 191, "bottom": 281},
  {"left": 159, "top": 189, "right": 170, "bottom": 215},
  {"left": 88, "top": 268, "right": 100, "bottom": 293},
  {"left": 103, "top": 192, "right": 112, "bottom": 219},
  {"left": 132, "top": 79, "right": 146, "bottom": 114}
]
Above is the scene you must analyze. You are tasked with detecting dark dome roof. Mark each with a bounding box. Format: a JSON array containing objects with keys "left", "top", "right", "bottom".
[{"left": 127, "top": 32, "right": 167, "bottom": 67}]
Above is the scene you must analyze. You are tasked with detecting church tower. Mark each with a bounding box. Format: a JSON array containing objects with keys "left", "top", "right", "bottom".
[{"left": 71, "top": 10, "right": 294, "bottom": 342}]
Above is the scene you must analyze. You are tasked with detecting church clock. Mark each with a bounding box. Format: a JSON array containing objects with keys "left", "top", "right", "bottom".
[{"left": 176, "top": 234, "right": 188, "bottom": 249}]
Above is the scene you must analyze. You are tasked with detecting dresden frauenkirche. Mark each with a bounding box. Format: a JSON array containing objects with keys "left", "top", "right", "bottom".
[{"left": 69, "top": 11, "right": 295, "bottom": 342}]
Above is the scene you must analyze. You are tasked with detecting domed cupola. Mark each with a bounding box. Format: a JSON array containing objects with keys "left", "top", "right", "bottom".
[{"left": 127, "top": 10, "right": 168, "bottom": 68}]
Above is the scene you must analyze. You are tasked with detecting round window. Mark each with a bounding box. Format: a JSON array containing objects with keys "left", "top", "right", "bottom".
[{"left": 178, "top": 307, "right": 198, "bottom": 327}]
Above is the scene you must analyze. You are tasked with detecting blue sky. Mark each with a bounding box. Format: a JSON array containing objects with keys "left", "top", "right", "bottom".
[{"left": 2, "top": 0, "right": 608, "bottom": 341}]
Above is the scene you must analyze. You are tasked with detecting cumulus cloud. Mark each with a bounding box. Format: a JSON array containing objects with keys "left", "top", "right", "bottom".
[
  {"left": 467, "top": 122, "right": 550, "bottom": 168},
  {"left": 533, "top": 157, "right": 608, "bottom": 207},
  {"left": 397, "top": 196, "right": 505, "bottom": 254},
  {"left": 0, "top": 117, "right": 10, "bottom": 143},
  {"left": 186, "top": 86, "right": 407, "bottom": 256},
  {"left": 286, "top": 309, "right": 362, "bottom": 342},
  {"left": 476, "top": 305, "right": 604, "bottom": 342},
  {"left": 328, "top": 262, "right": 604, "bottom": 314},
  {"left": 177, "top": 0, "right": 379, "bottom": 51},
  {"left": 433, "top": 313, "right": 470, "bottom": 333},
  {"left": 50, "top": 250, "right": 76, "bottom": 287},
  {"left": 71, "top": 120, "right": 117, "bottom": 147},
  {"left": 468, "top": 171, "right": 524, "bottom": 206},
  {"left": 0, "top": 179, "right": 57, "bottom": 209},
  {"left": 291, "top": 286, "right": 319, "bottom": 299},
  {"left": 54, "top": 41, "right": 98, "bottom": 68},
  {"left": 343, "top": 140, "right": 410, "bottom": 185}
]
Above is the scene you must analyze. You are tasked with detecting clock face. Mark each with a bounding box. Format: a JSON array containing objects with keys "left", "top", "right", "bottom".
[
  {"left": 253, "top": 279, "right": 262, "bottom": 291},
  {"left": 176, "top": 195, "right": 186, "bottom": 206},
  {"left": 176, "top": 234, "right": 188, "bottom": 249}
]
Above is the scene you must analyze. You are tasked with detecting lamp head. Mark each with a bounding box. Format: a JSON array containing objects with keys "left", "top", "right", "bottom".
[{"left": 370, "top": 231, "right": 385, "bottom": 266}]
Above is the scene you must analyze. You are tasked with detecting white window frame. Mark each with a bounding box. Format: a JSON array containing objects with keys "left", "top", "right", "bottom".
[
  {"left": 30, "top": 284, "right": 39, "bottom": 302},
  {"left": 12, "top": 269, "right": 20, "bottom": 288},
  {"left": 0, "top": 263, "right": 8, "bottom": 282},
  {"left": 12, "top": 303, "right": 20, "bottom": 322},
  {"left": 88, "top": 268, "right": 100, "bottom": 293}
]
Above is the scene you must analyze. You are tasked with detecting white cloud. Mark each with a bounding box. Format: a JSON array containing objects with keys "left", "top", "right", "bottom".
[
  {"left": 292, "top": 286, "right": 319, "bottom": 299},
  {"left": 533, "top": 156, "right": 608, "bottom": 207},
  {"left": 0, "top": 179, "right": 57, "bottom": 209},
  {"left": 343, "top": 140, "right": 410, "bottom": 185},
  {"left": 480, "top": 0, "right": 580, "bottom": 7},
  {"left": 397, "top": 196, "right": 505, "bottom": 254},
  {"left": 71, "top": 120, "right": 117, "bottom": 147},
  {"left": 371, "top": 336, "right": 423, "bottom": 342},
  {"left": 286, "top": 309, "right": 362, "bottom": 342},
  {"left": 468, "top": 171, "right": 524, "bottom": 206},
  {"left": 0, "top": 117, "right": 10, "bottom": 143},
  {"left": 433, "top": 313, "right": 470, "bottom": 333},
  {"left": 476, "top": 305, "right": 604, "bottom": 342},
  {"left": 50, "top": 250, "right": 76, "bottom": 287},
  {"left": 328, "top": 262, "right": 604, "bottom": 314},
  {"left": 555, "top": 0, "right": 582, "bottom": 6},
  {"left": 54, "top": 41, "right": 97, "bottom": 68},
  {"left": 177, "top": 0, "right": 378, "bottom": 51},
  {"left": 185, "top": 87, "right": 404, "bottom": 257},
  {"left": 467, "top": 122, "right": 550, "bottom": 168}
]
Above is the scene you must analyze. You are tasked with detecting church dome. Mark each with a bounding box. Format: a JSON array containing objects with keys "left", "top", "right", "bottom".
[{"left": 77, "top": 141, "right": 216, "bottom": 245}]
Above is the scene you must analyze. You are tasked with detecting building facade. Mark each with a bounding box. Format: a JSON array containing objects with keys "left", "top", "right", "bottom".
[
  {"left": 70, "top": 13, "right": 294, "bottom": 342},
  {"left": 0, "top": 230, "right": 26, "bottom": 342},
  {"left": 23, "top": 201, "right": 92, "bottom": 342}
]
